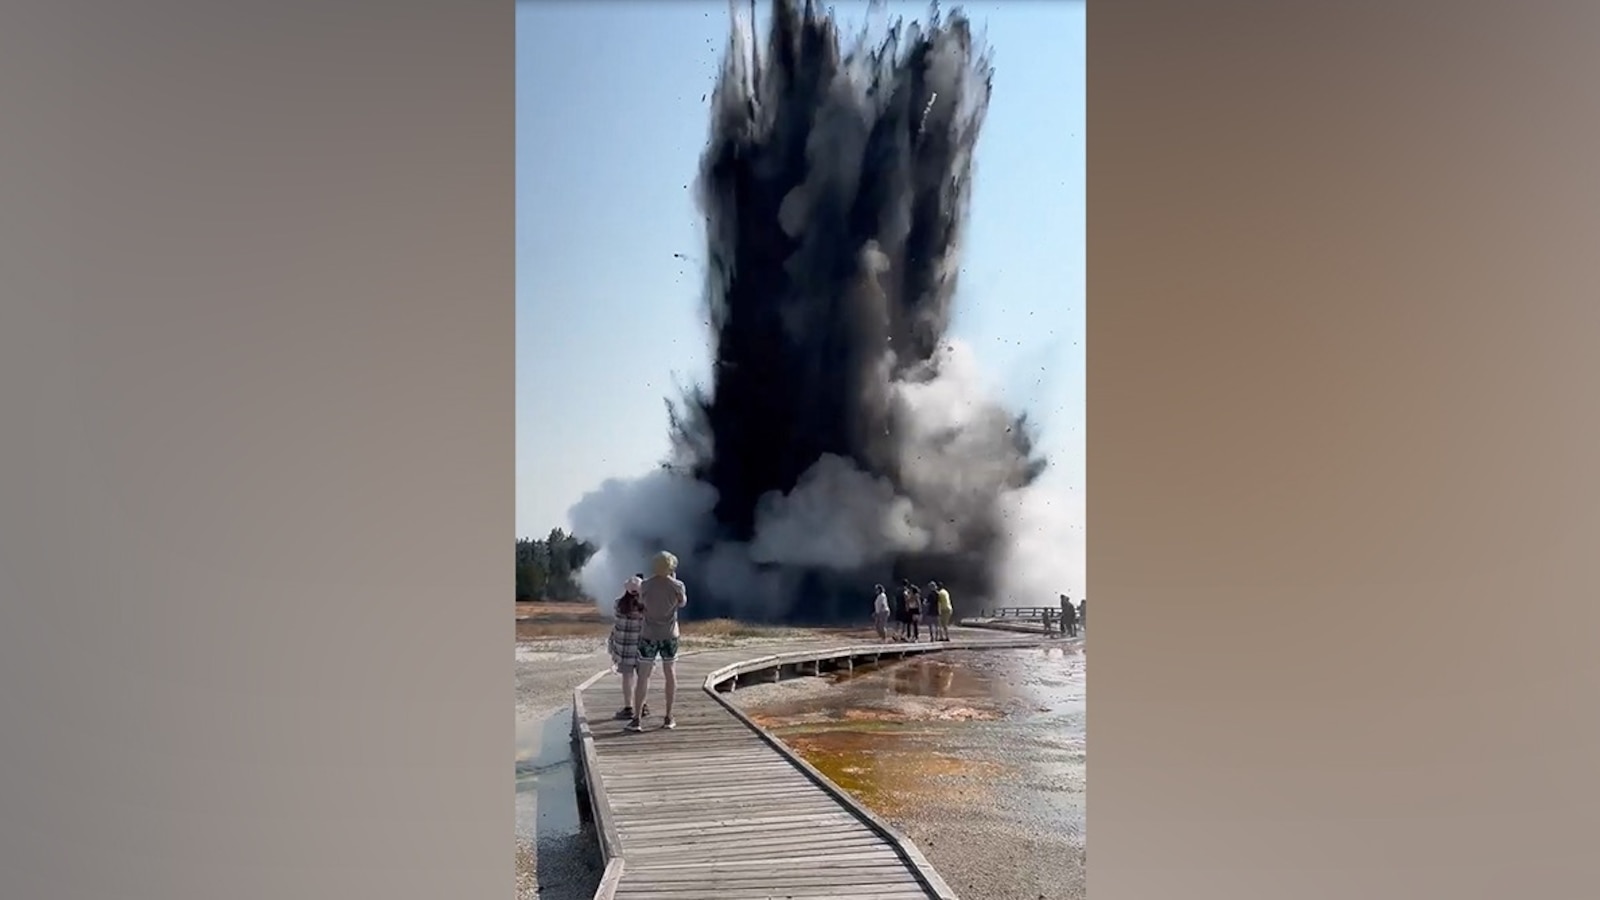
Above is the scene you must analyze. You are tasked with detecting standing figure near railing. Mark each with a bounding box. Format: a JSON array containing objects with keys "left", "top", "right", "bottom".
[
  {"left": 871, "top": 583, "right": 891, "bottom": 642},
  {"left": 893, "top": 580, "right": 910, "bottom": 641},
  {"left": 1060, "top": 594, "right": 1078, "bottom": 638},
  {"left": 902, "top": 581, "right": 922, "bottom": 642},
  {"left": 935, "top": 582, "right": 953, "bottom": 641}
]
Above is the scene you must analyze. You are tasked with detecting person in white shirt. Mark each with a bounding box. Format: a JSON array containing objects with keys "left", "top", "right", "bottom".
[{"left": 872, "top": 583, "right": 891, "bottom": 641}]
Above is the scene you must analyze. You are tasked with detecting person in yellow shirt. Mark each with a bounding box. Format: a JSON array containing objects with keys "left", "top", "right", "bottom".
[{"left": 935, "top": 582, "right": 953, "bottom": 641}]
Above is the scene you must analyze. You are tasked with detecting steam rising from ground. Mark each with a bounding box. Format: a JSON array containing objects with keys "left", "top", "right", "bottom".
[{"left": 569, "top": 0, "right": 1076, "bottom": 622}]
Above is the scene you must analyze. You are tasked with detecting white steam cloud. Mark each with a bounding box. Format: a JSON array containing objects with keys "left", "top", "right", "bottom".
[{"left": 566, "top": 338, "right": 1083, "bottom": 619}]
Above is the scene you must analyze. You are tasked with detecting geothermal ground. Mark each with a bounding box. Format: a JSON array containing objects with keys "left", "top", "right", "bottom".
[
  {"left": 514, "top": 602, "right": 1085, "bottom": 900},
  {"left": 730, "top": 645, "right": 1087, "bottom": 900}
]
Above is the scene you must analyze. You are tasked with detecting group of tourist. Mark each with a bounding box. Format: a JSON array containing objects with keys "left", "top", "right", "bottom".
[
  {"left": 871, "top": 579, "right": 953, "bottom": 643},
  {"left": 602, "top": 552, "right": 1083, "bottom": 735},
  {"left": 605, "top": 550, "right": 687, "bottom": 733}
]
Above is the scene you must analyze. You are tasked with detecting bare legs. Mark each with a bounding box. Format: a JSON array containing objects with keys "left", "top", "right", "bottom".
[
  {"left": 632, "top": 658, "right": 678, "bottom": 721},
  {"left": 620, "top": 669, "right": 636, "bottom": 709},
  {"left": 632, "top": 660, "right": 651, "bottom": 716}
]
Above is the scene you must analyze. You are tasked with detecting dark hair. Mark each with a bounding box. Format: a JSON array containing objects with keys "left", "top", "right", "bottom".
[{"left": 615, "top": 592, "right": 643, "bottom": 617}]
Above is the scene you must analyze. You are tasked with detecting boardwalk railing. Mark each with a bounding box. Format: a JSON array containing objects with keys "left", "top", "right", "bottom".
[
  {"left": 968, "top": 605, "right": 1086, "bottom": 634},
  {"left": 569, "top": 632, "right": 1064, "bottom": 900},
  {"left": 570, "top": 668, "right": 627, "bottom": 898},
  {"left": 976, "top": 605, "right": 1065, "bottom": 618},
  {"left": 702, "top": 640, "right": 1031, "bottom": 692}
]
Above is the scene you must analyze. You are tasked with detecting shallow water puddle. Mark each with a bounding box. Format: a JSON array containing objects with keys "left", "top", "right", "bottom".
[
  {"left": 747, "top": 647, "right": 1086, "bottom": 821},
  {"left": 515, "top": 709, "right": 584, "bottom": 841},
  {"left": 774, "top": 727, "right": 1007, "bottom": 815}
]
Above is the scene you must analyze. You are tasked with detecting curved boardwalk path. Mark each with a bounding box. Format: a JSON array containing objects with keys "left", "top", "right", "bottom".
[{"left": 571, "top": 626, "right": 1054, "bottom": 900}]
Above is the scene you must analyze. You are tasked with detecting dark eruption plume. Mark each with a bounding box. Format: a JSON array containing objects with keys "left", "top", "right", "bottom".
[{"left": 570, "top": 0, "right": 1047, "bottom": 623}]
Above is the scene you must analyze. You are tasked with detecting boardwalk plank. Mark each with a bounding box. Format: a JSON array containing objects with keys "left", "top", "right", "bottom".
[
  {"left": 622, "top": 833, "right": 891, "bottom": 857},
  {"left": 615, "top": 887, "right": 933, "bottom": 900},
  {"left": 624, "top": 850, "right": 903, "bottom": 870},
  {"left": 631, "top": 862, "right": 914, "bottom": 880},
  {"left": 615, "top": 813, "right": 856, "bottom": 833},
  {"left": 617, "top": 869, "right": 924, "bottom": 888},
  {"left": 611, "top": 800, "right": 845, "bottom": 820}
]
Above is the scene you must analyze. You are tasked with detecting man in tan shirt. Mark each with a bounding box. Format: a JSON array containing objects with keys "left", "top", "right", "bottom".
[{"left": 628, "top": 550, "right": 688, "bottom": 732}]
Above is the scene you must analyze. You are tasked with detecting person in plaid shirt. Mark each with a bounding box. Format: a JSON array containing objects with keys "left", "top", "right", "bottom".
[{"left": 608, "top": 575, "right": 648, "bottom": 720}]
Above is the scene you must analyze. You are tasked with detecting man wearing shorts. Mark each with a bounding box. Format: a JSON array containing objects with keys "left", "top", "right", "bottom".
[
  {"left": 936, "top": 582, "right": 953, "bottom": 640},
  {"left": 630, "top": 550, "right": 687, "bottom": 732}
]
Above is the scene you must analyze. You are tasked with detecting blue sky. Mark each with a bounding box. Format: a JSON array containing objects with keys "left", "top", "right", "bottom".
[{"left": 517, "top": 0, "right": 1084, "bottom": 538}]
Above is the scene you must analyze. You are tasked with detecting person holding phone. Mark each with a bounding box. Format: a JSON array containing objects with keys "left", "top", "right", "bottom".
[{"left": 629, "top": 551, "right": 688, "bottom": 732}]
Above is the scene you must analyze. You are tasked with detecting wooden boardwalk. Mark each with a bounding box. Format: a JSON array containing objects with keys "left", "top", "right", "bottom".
[{"left": 571, "top": 628, "right": 1055, "bottom": 900}]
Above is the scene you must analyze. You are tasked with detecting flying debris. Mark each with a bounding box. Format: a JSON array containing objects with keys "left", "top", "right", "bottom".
[{"left": 568, "top": 0, "right": 1047, "bottom": 623}]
